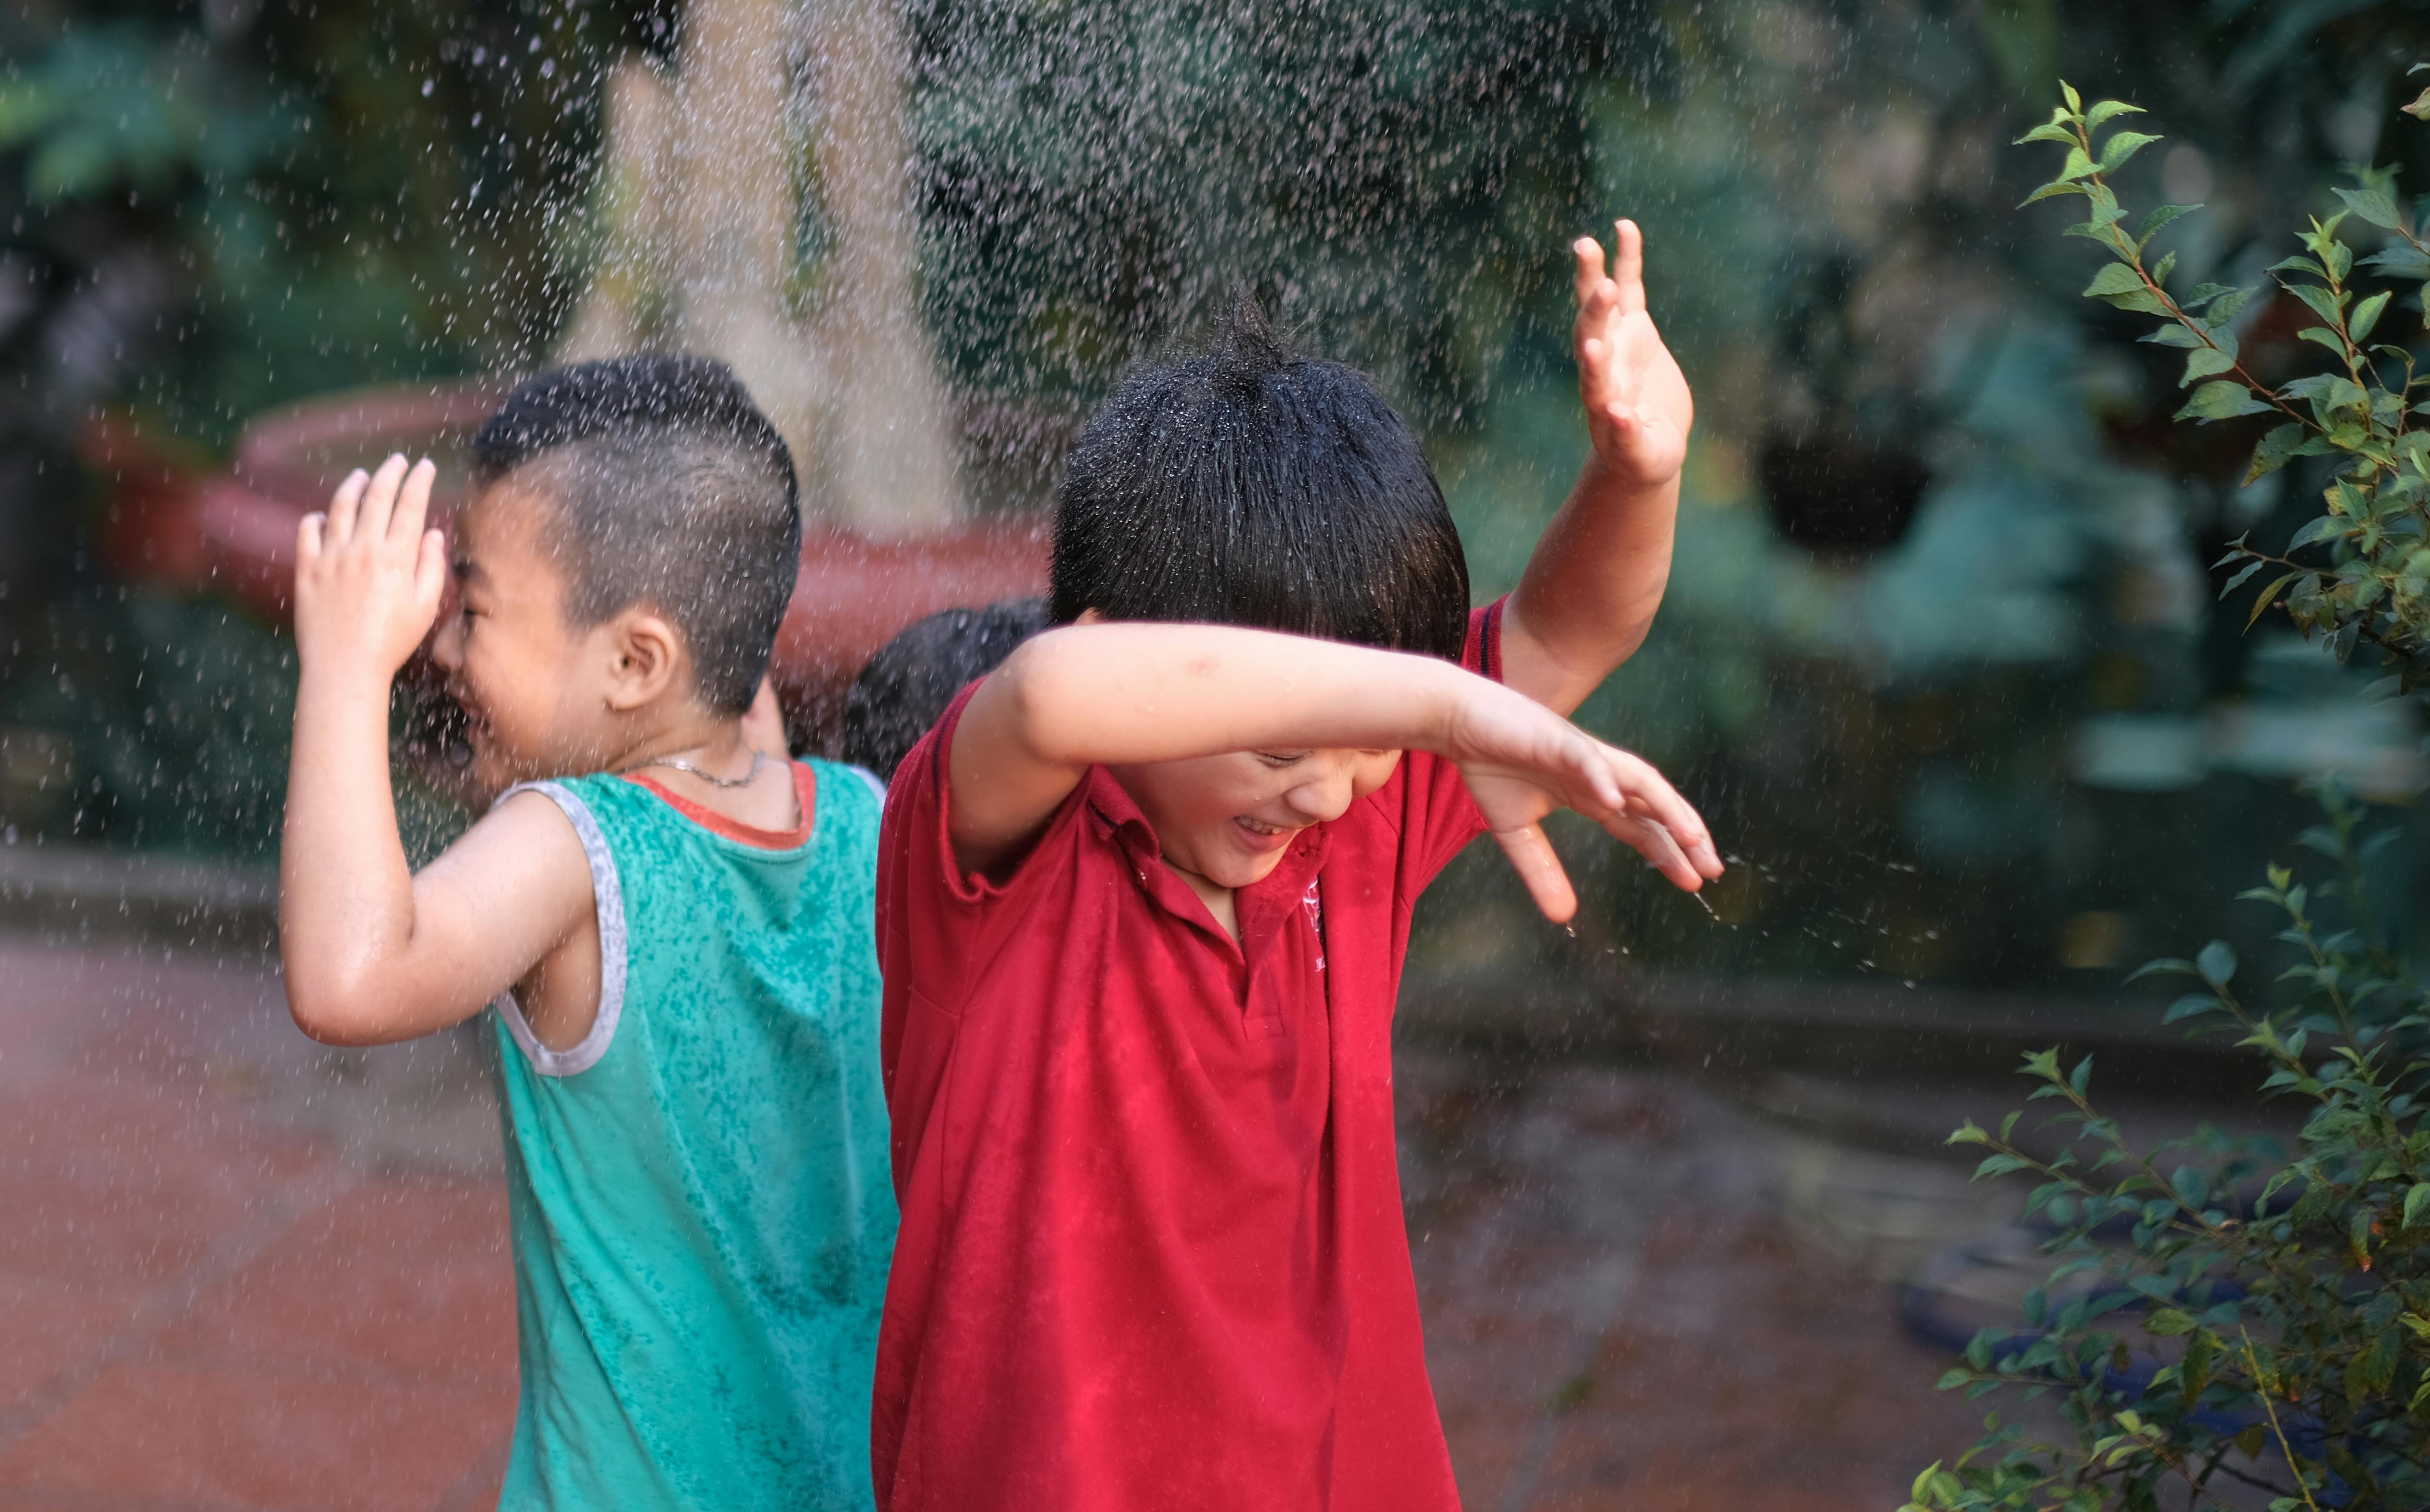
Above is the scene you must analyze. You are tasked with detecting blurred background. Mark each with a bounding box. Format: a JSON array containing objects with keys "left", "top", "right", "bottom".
[{"left": 0, "top": 1, "right": 2426, "bottom": 1507}]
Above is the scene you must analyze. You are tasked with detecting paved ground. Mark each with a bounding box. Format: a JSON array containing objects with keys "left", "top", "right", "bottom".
[{"left": 0, "top": 933, "right": 2006, "bottom": 1511}]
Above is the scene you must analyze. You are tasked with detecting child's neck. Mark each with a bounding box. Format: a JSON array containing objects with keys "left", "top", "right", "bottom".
[
  {"left": 611, "top": 719, "right": 799, "bottom": 833},
  {"left": 1162, "top": 860, "right": 1240, "bottom": 941}
]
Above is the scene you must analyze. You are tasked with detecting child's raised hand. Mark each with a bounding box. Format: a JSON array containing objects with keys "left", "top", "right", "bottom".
[
  {"left": 294, "top": 454, "right": 446, "bottom": 681},
  {"left": 1572, "top": 220, "right": 1693, "bottom": 489},
  {"left": 1449, "top": 680, "right": 1721, "bottom": 921}
]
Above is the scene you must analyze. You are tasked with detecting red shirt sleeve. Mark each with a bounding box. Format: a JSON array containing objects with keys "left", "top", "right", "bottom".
[{"left": 876, "top": 677, "right": 1095, "bottom": 1011}]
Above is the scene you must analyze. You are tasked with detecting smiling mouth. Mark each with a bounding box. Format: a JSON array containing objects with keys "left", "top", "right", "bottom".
[{"left": 1232, "top": 814, "right": 1300, "bottom": 852}]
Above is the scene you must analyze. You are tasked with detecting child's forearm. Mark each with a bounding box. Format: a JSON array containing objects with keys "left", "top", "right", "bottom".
[
  {"left": 1508, "top": 456, "right": 1680, "bottom": 699},
  {"left": 279, "top": 661, "right": 424, "bottom": 1041},
  {"left": 993, "top": 623, "right": 1484, "bottom": 768}
]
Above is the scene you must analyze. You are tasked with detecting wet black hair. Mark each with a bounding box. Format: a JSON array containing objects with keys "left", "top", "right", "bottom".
[
  {"left": 469, "top": 354, "right": 802, "bottom": 714},
  {"left": 1050, "top": 296, "right": 1469, "bottom": 661},
  {"left": 841, "top": 597, "right": 1051, "bottom": 780}
]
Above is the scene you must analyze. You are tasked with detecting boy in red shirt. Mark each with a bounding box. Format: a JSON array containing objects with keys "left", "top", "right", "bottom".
[{"left": 874, "top": 225, "right": 1719, "bottom": 1511}]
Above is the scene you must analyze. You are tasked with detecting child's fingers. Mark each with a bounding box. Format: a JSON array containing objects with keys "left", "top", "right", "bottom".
[
  {"left": 391, "top": 457, "right": 437, "bottom": 546},
  {"left": 297, "top": 511, "right": 326, "bottom": 566},
  {"left": 326, "top": 468, "right": 369, "bottom": 544},
  {"left": 1599, "top": 813, "right": 1705, "bottom": 892},
  {"left": 356, "top": 454, "right": 409, "bottom": 546},
  {"left": 1601, "top": 747, "right": 1718, "bottom": 866},
  {"left": 1612, "top": 219, "right": 1646, "bottom": 315},
  {"left": 1490, "top": 821, "right": 1578, "bottom": 923},
  {"left": 413, "top": 527, "right": 447, "bottom": 619},
  {"left": 1571, "top": 235, "right": 1606, "bottom": 308}
]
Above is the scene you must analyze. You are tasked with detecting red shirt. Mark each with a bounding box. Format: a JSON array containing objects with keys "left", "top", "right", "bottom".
[{"left": 873, "top": 604, "right": 1504, "bottom": 1512}]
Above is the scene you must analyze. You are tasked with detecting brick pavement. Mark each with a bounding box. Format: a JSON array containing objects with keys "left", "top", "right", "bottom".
[{"left": 0, "top": 934, "right": 1990, "bottom": 1510}]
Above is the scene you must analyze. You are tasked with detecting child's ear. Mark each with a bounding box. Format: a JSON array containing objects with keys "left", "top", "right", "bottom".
[{"left": 602, "top": 609, "right": 686, "bottom": 712}]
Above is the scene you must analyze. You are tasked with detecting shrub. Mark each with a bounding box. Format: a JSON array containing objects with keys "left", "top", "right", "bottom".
[{"left": 1905, "top": 77, "right": 2430, "bottom": 1512}]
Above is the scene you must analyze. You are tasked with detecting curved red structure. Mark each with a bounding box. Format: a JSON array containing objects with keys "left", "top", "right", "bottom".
[{"left": 87, "top": 382, "right": 1053, "bottom": 749}]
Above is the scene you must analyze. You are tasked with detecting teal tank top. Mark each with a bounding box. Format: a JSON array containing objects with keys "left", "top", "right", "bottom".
[{"left": 486, "top": 760, "right": 896, "bottom": 1511}]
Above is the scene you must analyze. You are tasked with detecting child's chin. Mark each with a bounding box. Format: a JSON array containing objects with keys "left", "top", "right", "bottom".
[{"left": 1208, "top": 846, "right": 1292, "bottom": 889}]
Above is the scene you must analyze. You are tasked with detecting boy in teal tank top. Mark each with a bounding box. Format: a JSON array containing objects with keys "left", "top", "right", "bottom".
[{"left": 277, "top": 355, "right": 896, "bottom": 1510}]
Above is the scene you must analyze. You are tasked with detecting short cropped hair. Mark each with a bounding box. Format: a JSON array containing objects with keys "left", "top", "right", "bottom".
[
  {"left": 1050, "top": 297, "right": 1469, "bottom": 662},
  {"left": 469, "top": 355, "right": 801, "bottom": 714},
  {"left": 842, "top": 597, "right": 1050, "bottom": 780}
]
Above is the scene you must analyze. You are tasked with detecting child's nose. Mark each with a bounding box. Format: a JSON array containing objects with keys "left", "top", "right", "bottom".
[{"left": 1282, "top": 770, "right": 1355, "bottom": 824}]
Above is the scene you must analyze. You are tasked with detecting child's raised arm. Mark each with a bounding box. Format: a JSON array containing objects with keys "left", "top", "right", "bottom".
[
  {"left": 1502, "top": 220, "right": 1695, "bottom": 717},
  {"left": 949, "top": 621, "right": 1722, "bottom": 916},
  {"left": 279, "top": 457, "right": 594, "bottom": 1046}
]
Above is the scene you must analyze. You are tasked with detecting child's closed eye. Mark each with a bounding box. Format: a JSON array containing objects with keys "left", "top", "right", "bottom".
[{"left": 1255, "top": 750, "right": 1310, "bottom": 766}]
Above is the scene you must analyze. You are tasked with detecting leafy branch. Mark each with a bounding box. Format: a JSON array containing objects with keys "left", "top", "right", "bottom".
[{"left": 2020, "top": 82, "right": 2430, "bottom": 684}]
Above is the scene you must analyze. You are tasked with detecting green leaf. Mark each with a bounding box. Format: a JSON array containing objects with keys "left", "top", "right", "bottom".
[
  {"left": 2362, "top": 244, "right": 2430, "bottom": 279},
  {"left": 2196, "top": 940, "right": 2236, "bottom": 984},
  {"left": 2288, "top": 514, "right": 2344, "bottom": 551},
  {"left": 2151, "top": 249, "right": 2177, "bottom": 288},
  {"left": 2175, "top": 381, "right": 2271, "bottom": 423},
  {"left": 2146, "top": 1308, "right": 2196, "bottom": 1336},
  {"left": 2127, "top": 957, "right": 2195, "bottom": 981},
  {"left": 2182, "top": 346, "right": 2237, "bottom": 386},
  {"left": 2141, "top": 323, "right": 2204, "bottom": 349},
  {"left": 2082, "top": 263, "right": 2146, "bottom": 297},
  {"left": 2288, "top": 282, "right": 2347, "bottom": 328},
  {"left": 2097, "top": 131, "right": 2161, "bottom": 174},
  {"left": 2086, "top": 99, "right": 2143, "bottom": 128},
  {"left": 2248, "top": 572, "right": 2298, "bottom": 629},
  {"left": 2245, "top": 424, "right": 2316, "bottom": 485},
  {"left": 2219, "top": 559, "right": 2267, "bottom": 597},
  {"left": 2333, "top": 184, "right": 2405, "bottom": 231},
  {"left": 2171, "top": 1164, "right": 2207, "bottom": 1208},
  {"left": 2206, "top": 286, "right": 2258, "bottom": 329},
  {"left": 2061, "top": 196, "right": 2128, "bottom": 238},
  {"left": 2136, "top": 203, "right": 2199, "bottom": 243},
  {"left": 2404, "top": 1183, "right": 2430, "bottom": 1229},
  {"left": 2021, "top": 178, "right": 2085, "bottom": 206},
  {"left": 2235, "top": 573, "right": 2294, "bottom": 632},
  {"left": 2164, "top": 992, "right": 2220, "bottom": 1023},
  {"left": 2349, "top": 290, "right": 2392, "bottom": 346},
  {"left": 2060, "top": 145, "right": 2096, "bottom": 181},
  {"left": 2016, "top": 121, "right": 2078, "bottom": 147}
]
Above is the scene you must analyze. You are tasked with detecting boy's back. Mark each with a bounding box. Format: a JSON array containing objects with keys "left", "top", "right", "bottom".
[
  {"left": 499, "top": 761, "right": 894, "bottom": 1507},
  {"left": 278, "top": 356, "right": 902, "bottom": 1509}
]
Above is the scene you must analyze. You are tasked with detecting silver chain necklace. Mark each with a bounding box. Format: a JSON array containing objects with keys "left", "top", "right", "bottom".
[{"left": 625, "top": 748, "right": 769, "bottom": 789}]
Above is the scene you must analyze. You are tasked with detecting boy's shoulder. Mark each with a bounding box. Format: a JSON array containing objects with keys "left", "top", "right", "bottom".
[{"left": 499, "top": 758, "right": 883, "bottom": 864}]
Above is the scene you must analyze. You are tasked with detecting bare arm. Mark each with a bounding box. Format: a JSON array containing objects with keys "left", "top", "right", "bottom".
[
  {"left": 279, "top": 457, "right": 593, "bottom": 1046},
  {"left": 949, "top": 621, "right": 1722, "bottom": 915},
  {"left": 1504, "top": 221, "right": 1694, "bottom": 717}
]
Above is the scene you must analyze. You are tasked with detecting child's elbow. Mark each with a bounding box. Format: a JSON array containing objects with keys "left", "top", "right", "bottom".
[
  {"left": 989, "top": 634, "right": 1093, "bottom": 768},
  {"left": 282, "top": 974, "right": 394, "bottom": 1047}
]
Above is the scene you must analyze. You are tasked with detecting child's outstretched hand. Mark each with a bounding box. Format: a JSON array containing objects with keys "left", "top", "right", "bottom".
[
  {"left": 295, "top": 454, "right": 446, "bottom": 681},
  {"left": 1572, "top": 220, "right": 1693, "bottom": 489},
  {"left": 1449, "top": 680, "right": 1722, "bottom": 921}
]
